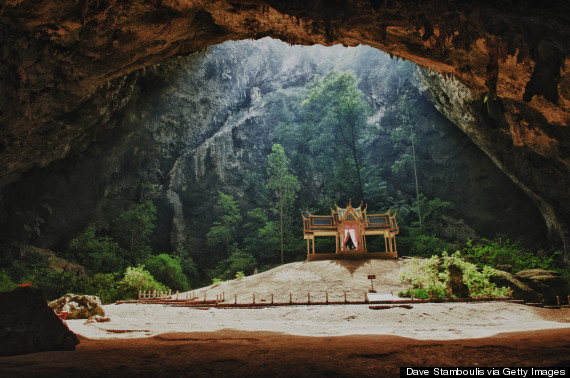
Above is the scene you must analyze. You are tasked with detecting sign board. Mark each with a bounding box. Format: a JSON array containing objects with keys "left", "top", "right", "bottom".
[{"left": 367, "top": 275, "right": 376, "bottom": 280}]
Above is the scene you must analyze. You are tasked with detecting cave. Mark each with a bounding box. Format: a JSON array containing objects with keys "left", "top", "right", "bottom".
[
  {"left": 1, "top": 0, "right": 568, "bottom": 264},
  {"left": 0, "top": 0, "right": 570, "bottom": 372}
]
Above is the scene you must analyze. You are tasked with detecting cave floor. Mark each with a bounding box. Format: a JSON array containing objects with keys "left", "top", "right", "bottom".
[
  {"left": 0, "top": 328, "right": 569, "bottom": 377},
  {"left": 1, "top": 302, "right": 568, "bottom": 377}
]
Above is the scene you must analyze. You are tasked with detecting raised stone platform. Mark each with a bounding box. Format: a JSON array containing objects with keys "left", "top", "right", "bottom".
[{"left": 307, "top": 252, "right": 398, "bottom": 261}]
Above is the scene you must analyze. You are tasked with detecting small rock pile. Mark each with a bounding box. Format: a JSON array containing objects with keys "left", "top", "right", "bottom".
[{"left": 49, "top": 294, "right": 105, "bottom": 319}]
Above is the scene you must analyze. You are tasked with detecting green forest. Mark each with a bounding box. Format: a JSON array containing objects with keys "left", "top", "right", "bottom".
[{"left": 0, "top": 54, "right": 566, "bottom": 302}]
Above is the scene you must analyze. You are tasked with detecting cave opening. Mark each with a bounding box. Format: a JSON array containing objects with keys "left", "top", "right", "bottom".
[{"left": 0, "top": 37, "right": 551, "bottom": 294}]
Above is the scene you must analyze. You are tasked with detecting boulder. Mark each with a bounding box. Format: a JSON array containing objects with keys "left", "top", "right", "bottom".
[
  {"left": 490, "top": 269, "right": 569, "bottom": 305},
  {"left": 0, "top": 287, "right": 79, "bottom": 356},
  {"left": 49, "top": 294, "right": 105, "bottom": 319}
]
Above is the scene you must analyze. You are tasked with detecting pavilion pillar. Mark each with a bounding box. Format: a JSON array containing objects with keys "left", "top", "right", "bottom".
[
  {"left": 312, "top": 237, "right": 315, "bottom": 255},
  {"left": 384, "top": 234, "right": 388, "bottom": 253}
]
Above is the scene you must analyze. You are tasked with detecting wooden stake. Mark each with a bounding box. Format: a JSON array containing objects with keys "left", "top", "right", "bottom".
[
  {"left": 289, "top": 292, "right": 292, "bottom": 304},
  {"left": 308, "top": 292, "right": 310, "bottom": 304},
  {"left": 138, "top": 290, "right": 141, "bottom": 299},
  {"left": 235, "top": 294, "right": 237, "bottom": 304},
  {"left": 326, "top": 292, "right": 328, "bottom": 304},
  {"left": 508, "top": 287, "right": 512, "bottom": 297},
  {"left": 176, "top": 291, "right": 179, "bottom": 300},
  {"left": 271, "top": 293, "right": 274, "bottom": 304},
  {"left": 344, "top": 291, "right": 347, "bottom": 303},
  {"left": 557, "top": 296, "right": 560, "bottom": 306},
  {"left": 253, "top": 293, "right": 255, "bottom": 304},
  {"left": 204, "top": 292, "right": 206, "bottom": 301}
]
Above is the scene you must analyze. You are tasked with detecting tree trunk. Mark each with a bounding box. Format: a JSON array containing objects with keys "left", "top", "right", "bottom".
[
  {"left": 411, "top": 139, "right": 421, "bottom": 231},
  {"left": 279, "top": 187, "right": 284, "bottom": 265}
]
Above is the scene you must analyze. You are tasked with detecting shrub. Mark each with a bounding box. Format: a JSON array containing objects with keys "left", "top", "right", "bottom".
[
  {"left": 68, "top": 225, "right": 126, "bottom": 274},
  {"left": 144, "top": 254, "right": 189, "bottom": 292},
  {"left": 0, "top": 270, "right": 17, "bottom": 292},
  {"left": 235, "top": 271, "right": 245, "bottom": 280},
  {"left": 82, "top": 273, "right": 120, "bottom": 304},
  {"left": 117, "top": 266, "right": 168, "bottom": 300},
  {"left": 399, "top": 251, "right": 509, "bottom": 299},
  {"left": 463, "top": 238, "right": 560, "bottom": 272}
]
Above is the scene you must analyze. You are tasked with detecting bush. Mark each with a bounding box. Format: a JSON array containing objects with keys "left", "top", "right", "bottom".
[
  {"left": 0, "top": 270, "right": 17, "bottom": 292},
  {"left": 399, "top": 233, "right": 457, "bottom": 257},
  {"left": 117, "top": 266, "right": 168, "bottom": 300},
  {"left": 399, "top": 251, "right": 509, "bottom": 299},
  {"left": 82, "top": 273, "right": 120, "bottom": 304},
  {"left": 68, "top": 225, "right": 126, "bottom": 274},
  {"left": 463, "top": 238, "right": 560, "bottom": 273},
  {"left": 144, "top": 254, "right": 189, "bottom": 292}
]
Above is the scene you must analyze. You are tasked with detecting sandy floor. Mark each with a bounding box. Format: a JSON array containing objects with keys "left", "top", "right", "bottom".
[
  {"left": 67, "top": 302, "right": 570, "bottom": 341},
  {"left": 66, "top": 259, "right": 570, "bottom": 341}
]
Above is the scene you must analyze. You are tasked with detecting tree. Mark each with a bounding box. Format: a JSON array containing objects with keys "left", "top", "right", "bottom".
[
  {"left": 112, "top": 200, "right": 157, "bottom": 265},
  {"left": 243, "top": 208, "right": 280, "bottom": 264},
  {"left": 301, "top": 70, "right": 371, "bottom": 200},
  {"left": 144, "top": 253, "right": 189, "bottom": 292},
  {"left": 390, "top": 93, "right": 422, "bottom": 229},
  {"left": 206, "top": 191, "right": 242, "bottom": 256},
  {"left": 68, "top": 225, "right": 126, "bottom": 274},
  {"left": 266, "top": 144, "right": 299, "bottom": 264}
]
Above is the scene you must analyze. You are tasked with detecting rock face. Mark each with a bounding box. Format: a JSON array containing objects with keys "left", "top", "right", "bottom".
[
  {"left": 491, "top": 269, "right": 570, "bottom": 305},
  {"left": 0, "top": 1, "right": 568, "bottom": 259},
  {"left": 49, "top": 294, "right": 105, "bottom": 319},
  {"left": 0, "top": 287, "right": 79, "bottom": 356},
  {"left": 0, "top": 39, "right": 548, "bottom": 261}
]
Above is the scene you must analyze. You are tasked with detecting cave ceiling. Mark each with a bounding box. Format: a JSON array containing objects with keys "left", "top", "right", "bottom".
[{"left": 0, "top": 0, "right": 569, "bottom": 254}]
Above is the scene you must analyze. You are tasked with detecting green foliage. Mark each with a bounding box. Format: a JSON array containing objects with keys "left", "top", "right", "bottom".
[
  {"left": 171, "top": 247, "right": 200, "bottom": 289},
  {"left": 400, "top": 234, "right": 457, "bottom": 258},
  {"left": 267, "top": 144, "right": 299, "bottom": 264},
  {"left": 112, "top": 200, "right": 157, "bottom": 264},
  {"left": 209, "top": 247, "right": 257, "bottom": 281},
  {"left": 144, "top": 253, "right": 189, "bottom": 292},
  {"left": 68, "top": 225, "right": 126, "bottom": 274},
  {"left": 235, "top": 271, "right": 245, "bottom": 280},
  {"left": 207, "top": 191, "right": 242, "bottom": 256},
  {"left": 399, "top": 252, "right": 509, "bottom": 299},
  {"left": 117, "top": 265, "right": 168, "bottom": 300},
  {"left": 211, "top": 277, "right": 224, "bottom": 287},
  {"left": 82, "top": 273, "right": 120, "bottom": 304},
  {"left": 243, "top": 208, "right": 280, "bottom": 264},
  {"left": 300, "top": 70, "right": 371, "bottom": 199},
  {"left": 463, "top": 238, "right": 560, "bottom": 273},
  {"left": 16, "top": 202, "right": 52, "bottom": 248},
  {"left": 0, "top": 270, "right": 17, "bottom": 292}
]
